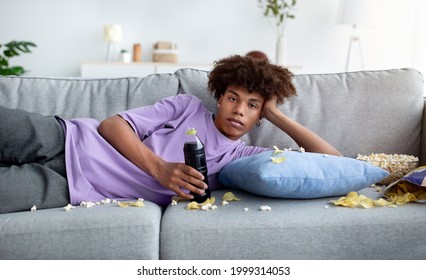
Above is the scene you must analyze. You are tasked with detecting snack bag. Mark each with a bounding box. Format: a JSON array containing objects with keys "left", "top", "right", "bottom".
[{"left": 380, "top": 166, "right": 426, "bottom": 204}]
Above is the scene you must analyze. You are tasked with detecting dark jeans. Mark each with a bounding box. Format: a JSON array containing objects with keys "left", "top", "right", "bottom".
[{"left": 0, "top": 106, "right": 69, "bottom": 213}]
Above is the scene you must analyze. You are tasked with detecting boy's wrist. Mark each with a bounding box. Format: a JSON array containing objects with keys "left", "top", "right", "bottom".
[
  {"left": 144, "top": 153, "right": 165, "bottom": 180},
  {"left": 262, "top": 106, "right": 284, "bottom": 122}
]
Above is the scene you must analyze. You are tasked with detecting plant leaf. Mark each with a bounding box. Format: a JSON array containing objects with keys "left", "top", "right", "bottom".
[
  {"left": 0, "top": 40, "right": 36, "bottom": 76},
  {"left": 0, "top": 66, "right": 24, "bottom": 76},
  {"left": 0, "top": 56, "right": 8, "bottom": 66}
]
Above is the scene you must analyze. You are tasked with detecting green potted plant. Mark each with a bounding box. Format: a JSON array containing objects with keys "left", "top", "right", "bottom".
[
  {"left": 258, "top": 0, "right": 297, "bottom": 65},
  {"left": 0, "top": 41, "right": 37, "bottom": 76}
]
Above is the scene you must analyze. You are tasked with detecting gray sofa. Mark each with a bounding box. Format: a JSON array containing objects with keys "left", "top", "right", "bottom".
[{"left": 0, "top": 68, "right": 425, "bottom": 260}]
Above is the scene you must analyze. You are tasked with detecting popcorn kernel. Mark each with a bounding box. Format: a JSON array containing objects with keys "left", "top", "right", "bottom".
[{"left": 260, "top": 205, "right": 272, "bottom": 211}]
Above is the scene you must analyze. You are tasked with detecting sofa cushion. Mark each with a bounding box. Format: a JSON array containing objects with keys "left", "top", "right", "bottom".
[
  {"left": 160, "top": 187, "right": 426, "bottom": 259},
  {"left": 0, "top": 201, "right": 163, "bottom": 260},
  {"left": 218, "top": 150, "right": 389, "bottom": 199}
]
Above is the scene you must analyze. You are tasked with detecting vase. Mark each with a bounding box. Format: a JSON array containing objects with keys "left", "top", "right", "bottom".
[
  {"left": 275, "top": 36, "right": 287, "bottom": 66},
  {"left": 121, "top": 52, "right": 131, "bottom": 63}
]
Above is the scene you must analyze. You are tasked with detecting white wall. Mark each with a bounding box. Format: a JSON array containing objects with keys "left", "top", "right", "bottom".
[{"left": 0, "top": 0, "right": 423, "bottom": 77}]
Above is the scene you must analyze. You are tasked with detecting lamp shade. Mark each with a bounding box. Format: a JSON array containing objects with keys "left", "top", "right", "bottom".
[
  {"left": 104, "top": 24, "right": 122, "bottom": 42},
  {"left": 336, "top": 0, "right": 375, "bottom": 27}
]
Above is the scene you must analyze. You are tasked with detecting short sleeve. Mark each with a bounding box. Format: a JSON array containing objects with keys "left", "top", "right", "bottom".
[{"left": 118, "top": 95, "right": 192, "bottom": 140}]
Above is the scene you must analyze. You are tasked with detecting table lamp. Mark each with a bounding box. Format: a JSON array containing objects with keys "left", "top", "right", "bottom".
[
  {"left": 336, "top": 0, "right": 374, "bottom": 71},
  {"left": 104, "top": 24, "right": 122, "bottom": 61}
]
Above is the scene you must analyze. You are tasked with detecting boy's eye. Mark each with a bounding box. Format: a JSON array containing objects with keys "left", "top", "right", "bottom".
[
  {"left": 250, "top": 103, "right": 258, "bottom": 109},
  {"left": 228, "top": 97, "right": 237, "bottom": 102}
]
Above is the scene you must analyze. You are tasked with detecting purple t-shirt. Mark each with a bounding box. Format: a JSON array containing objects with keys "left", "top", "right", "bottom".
[{"left": 61, "top": 94, "right": 269, "bottom": 206}]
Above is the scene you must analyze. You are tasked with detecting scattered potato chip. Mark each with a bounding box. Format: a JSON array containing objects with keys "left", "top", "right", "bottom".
[
  {"left": 222, "top": 192, "right": 240, "bottom": 202},
  {"left": 374, "top": 198, "right": 395, "bottom": 207},
  {"left": 271, "top": 156, "right": 286, "bottom": 164},
  {"left": 358, "top": 195, "right": 374, "bottom": 209},
  {"left": 117, "top": 200, "right": 145, "bottom": 208},
  {"left": 332, "top": 192, "right": 375, "bottom": 208},
  {"left": 133, "top": 200, "right": 145, "bottom": 207},
  {"left": 117, "top": 201, "right": 130, "bottom": 208},
  {"left": 203, "top": 197, "right": 216, "bottom": 205},
  {"left": 186, "top": 201, "right": 201, "bottom": 210},
  {"left": 332, "top": 192, "right": 360, "bottom": 208},
  {"left": 331, "top": 191, "right": 400, "bottom": 209},
  {"left": 185, "top": 197, "right": 216, "bottom": 210}
]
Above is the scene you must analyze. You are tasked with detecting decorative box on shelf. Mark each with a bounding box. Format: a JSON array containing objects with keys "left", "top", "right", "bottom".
[{"left": 153, "top": 41, "right": 178, "bottom": 63}]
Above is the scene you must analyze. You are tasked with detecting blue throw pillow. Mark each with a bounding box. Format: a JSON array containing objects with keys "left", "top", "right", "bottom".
[{"left": 218, "top": 150, "right": 389, "bottom": 199}]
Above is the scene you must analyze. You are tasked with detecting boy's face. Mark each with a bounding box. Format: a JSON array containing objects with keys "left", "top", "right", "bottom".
[{"left": 214, "top": 85, "right": 265, "bottom": 140}]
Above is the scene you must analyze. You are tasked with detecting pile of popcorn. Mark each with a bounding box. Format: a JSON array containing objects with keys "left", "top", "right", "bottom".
[{"left": 357, "top": 153, "right": 419, "bottom": 185}]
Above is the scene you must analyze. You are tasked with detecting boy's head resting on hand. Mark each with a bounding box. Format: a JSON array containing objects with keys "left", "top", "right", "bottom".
[{"left": 208, "top": 55, "right": 297, "bottom": 141}]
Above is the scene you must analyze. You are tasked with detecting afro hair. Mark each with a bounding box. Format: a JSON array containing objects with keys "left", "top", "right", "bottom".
[{"left": 208, "top": 55, "right": 296, "bottom": 104}]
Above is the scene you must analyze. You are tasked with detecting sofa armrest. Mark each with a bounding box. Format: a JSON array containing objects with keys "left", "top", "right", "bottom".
[{"left": 420, "top": 98, "right": 426, "bottom": 165}]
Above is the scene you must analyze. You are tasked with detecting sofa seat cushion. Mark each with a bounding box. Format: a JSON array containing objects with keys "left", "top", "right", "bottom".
[
  {"left": 160, "top": 188, "right": 426, "bottom": 260},
  {"left": 0, "top": 201, "right": 163, "bottom": 260},
  {"left": 218, "top": 150, "right": 389, "bottom": 199}
]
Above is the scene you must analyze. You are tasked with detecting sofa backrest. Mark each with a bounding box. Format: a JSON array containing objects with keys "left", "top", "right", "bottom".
[
  {"left": 0, "top": 74, "right": 179, "bottom": 120},
  {"left": 1, "top": 68, "right": 424, "bottom": 158},
  {"left": 175, "top": 68, "right": 424, "bottom": 158}
]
